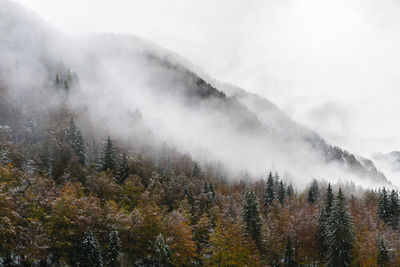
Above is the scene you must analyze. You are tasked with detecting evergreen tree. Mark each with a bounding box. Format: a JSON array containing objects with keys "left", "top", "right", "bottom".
[
  {"left": 377, "top": 239, "right": 390, "bottom": 267},
  {"left": 118, "top": 153, "right": 130, "bottom": 184},
  {"left": 318, "top": 183, "right": 335, "bottom": 258},
  {"left": 377, "top": 187, "right": 390, "bottom": 223},
  {"left": 192, "top": 162, "right": 201, "bottom": 178},
  {"left": 324, "top": 183, "right": 334, "bottom": 215},
  {"left": 325, "top": 188, "right": 353, "bottom": 267},
  {"left": 104, "top": 230, "right": 121, "bottom": 267},
  {"left": 74, "top": 129, "right": 85, "bottom": 165},
  {"left": 207, "top": 182, "right": 216, "bottom": 205},
  {"left": 307, "top": 179, "right": 320, "bottom": 204},
  {"left": 242, "top": 189, "right": 262, "bottom": 250},
  {"left": 66, "top": 117, "right": 85, "bottom": 165},
  {"left": 307, "top": 186, "right": 317, "bottom": 204},
  {"left": 263, "top": 172, "right": 275, "bottom": 208},
  {"left": 284, "top": 236, "right": 295, "bottom": 267},
  {"left": 389, "top": 190, "right": 399, "bottom": 228},
  {"left": 154, "top": 233, "right": 171, "bottom": 266},
  {"left": 78, "top": 230, "right": 103, "bottom": 267},
  {"left": 100, "top": 136, "right": 116, "bottom": 172},
  {"left": 278, "top": 180, "right": 286, "bottom": 204}
]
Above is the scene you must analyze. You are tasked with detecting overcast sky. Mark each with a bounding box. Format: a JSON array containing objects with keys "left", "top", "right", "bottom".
[{"left": 14, "top": 0, "right": 400, "bottom": 158}]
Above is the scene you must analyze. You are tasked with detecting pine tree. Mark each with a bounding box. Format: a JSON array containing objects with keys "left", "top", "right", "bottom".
[
  {"left": 242, "top": 189, "right": 262, "bottom": 250},
  {"left": 66, "top": 117, "right": 85, "bottom": 165},
  {"left": 78, "top": 230, "right": 103, "bottom": 267},
  {"left": 389, "top": 190, "right": 399, "bottom": 228},
  {"left": 118, "top": 153, "right": 130, "bottom": 184},
  {"left": 284, "top": 236, "right": 295, "bottom": 267},
  {"left": 104, "top": 230, "right": 121, "bottom": 267},
  {"left": 263, "top": 172, "right": 275, "bottom": 208},
  {"left": 74, "top": 128, "right": 85, "bottom": 165},
  {"left": 377, "top": 239, "right": 390, "bottom": 267},
  {"left": 377, "top": 187, "right": 390, "bottom": 223},
  {"left": 286, "top": 184, "right": 294, "bottom": 199},
  {"left": 307, "top": 186, "right": 317, "bottom": 204},
  {"left": 307, "top": 179, "right": 320, "bottom": 204},
  {"left": 278, "top": 180, "right": 285, "bottom": 204},
  {"left": 154, "top": 233, "right": 171, "bottom": 266},
  {"left": 324, "top": 183, "right": 334, "bottom": 215},
  {"left": 192, "top": 162, "right": 201, "bottom": 178},
  {"left": 325, "top": 188, "right": 353, "bottom": 267},
  {"left": 100, "top": 136, "right": 116, "bottom": 172},
  {"left": 208, "top": 182, "right": 216, "bottom": 205},
  {"left": 318, "top": 183, "right": 334, "bottom": 258}
]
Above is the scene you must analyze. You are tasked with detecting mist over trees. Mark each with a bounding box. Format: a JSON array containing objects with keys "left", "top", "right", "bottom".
[{"left": 1, "top": 1, "right": 400, "bottom": 266}]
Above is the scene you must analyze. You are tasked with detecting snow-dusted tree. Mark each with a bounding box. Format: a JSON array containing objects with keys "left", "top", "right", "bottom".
[
  {"left": 154, "top": 233, "right": 171, "bottom": 266},
  {"left": 389, "top": 190, "right": 399, "bottom": 228},
  {"left": 377, "top": 187, "right": 390, "bottom": 223},
  {"left": 118, "top": 153, "right": 130, "bottom": 184},
  {"left": 307, "top": 179, "right": 320, "bottom": 204},
  {"left": 318, "top": 183, "right": 334, "bottom": 257},
  {"left": 307, "top": 187, "right": 317, "bottom": 204},
  {"left": 104, "top": 230, "right": 121, "bottom": 267},
  {"left": 263, "top": 172, "right": 275, "bottom": 207},
  {"left": 78, "top": 230, "right": 103, "bottom": 267},
  {"left": 242, "top": 189, "right": 262, "bottom": 250},
  {"left": 284, "top": 236, "right": 295, "bottom": 267},
  {"left": 192, "top": 162, "right": 201, "bottom": 178},
  {"left": 377, "top": 239, "right": 390, "bottom": 267},
  {"left": 100, "top": 136, "right": 116, "bottom": 172},
  {"left": 325, "top": 188, "right": 353, "bottom": 267},
  {"left": 0, "top": 147, "right": 10, "bottom": 166},
  {"left": 66, "top": 117, "right": 85, "bottom": 165},
  {"left": 278, "top": 180, "right": 286, "bottom": 204}
]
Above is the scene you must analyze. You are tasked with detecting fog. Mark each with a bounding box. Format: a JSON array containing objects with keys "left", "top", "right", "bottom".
[{"left": 1, "top": 0, "right": 398, "bottom": 188}]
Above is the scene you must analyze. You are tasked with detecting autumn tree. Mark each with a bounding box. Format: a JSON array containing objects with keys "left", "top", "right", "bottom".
[{"left": 207, "top": 220, "right": 260, "bottom": 266}]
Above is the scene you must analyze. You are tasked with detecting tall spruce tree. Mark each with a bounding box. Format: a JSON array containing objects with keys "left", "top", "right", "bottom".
[
  {"left": 118, "top": 153, "right": 130, "bottom": 184},
  {"left": 66, "top": 117, "right": 85, "bottom": 165},
  {"left": 78, "top": 230, "right": 103, "bottom": 267},
  {"left": 307, "top": 179, "right": 320, "bottom": 204},
  {"left": 242, "top": 189, "right": 262, "bottom": 250},
  {"left": 307, "top": 187, "right": 317, "bottom": 204},
  {"left": 389, "top": 190, "right": 399, "bottom": 228},
  {"left": 325, "top": 188, "right": 353, "bottom": 267},
  {"left": 377, "top": 239, "right": 390, "bottom": 267},
  {"left": 286, "top": 184, "right": 294, "bottom": 199},
  {"left": 104, "top": 230, "right": 121, "bottom": 267},
  {"left": 192, "top": 162, "right": 201, "bottom": 178},
  {"left": 318, "top": 183, "right": 335, "bottom": 258},
  {"left": 154, "top": 233, "right": 171, "bottom": 266},
  {"left": 284, "top": 236, "right": 295, "bottom": 267},
  {"left": 100, "top": 136, "right": 116, "bottom": 172},
  {"left": 278, "top": 180, "right": 286, "bottom": 204},
  {"left": 377, "top": 187, "right": 390, "bottom": 223},
  {"left": 264, "top": 172, "right": 275, "bottom": 208}
]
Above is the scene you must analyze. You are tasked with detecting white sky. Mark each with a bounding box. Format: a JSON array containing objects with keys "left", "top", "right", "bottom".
[{"left": 14, "top": 0, "right": 400, "bottom": 158}]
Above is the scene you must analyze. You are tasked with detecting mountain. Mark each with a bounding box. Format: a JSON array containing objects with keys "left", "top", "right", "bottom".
[
  {"left": 0, "top": 0, "right": 389, "bottom": 187},
  {"left": 373, "top": 151, "right": 400, "bottom": 173}
]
